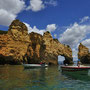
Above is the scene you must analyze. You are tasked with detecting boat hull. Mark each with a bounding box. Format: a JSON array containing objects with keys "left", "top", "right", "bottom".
[
  {"left": 23, "top": 64, "right": 48, "bottom": 69},
  {"left": 61, "top": 65, "right": 90, "bottom": 71},
  {"left": 60, "top": 65, "right": 90, "bottom": 81}
]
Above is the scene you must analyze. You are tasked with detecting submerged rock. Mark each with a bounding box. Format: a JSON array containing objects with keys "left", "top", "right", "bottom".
[{"left": 0, "top": 20, "right": 73, "bottom": 65}]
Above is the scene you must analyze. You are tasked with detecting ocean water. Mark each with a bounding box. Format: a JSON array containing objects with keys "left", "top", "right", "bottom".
[{"left": 0, "top": 65, "right": 90, "bottom": 90}]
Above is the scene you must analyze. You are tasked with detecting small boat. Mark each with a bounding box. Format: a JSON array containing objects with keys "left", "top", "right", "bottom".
[
  {"left": 60, "top": 65, "right": 90, "bottom": 81},
  {"left": 61, "top": 65, "right": 90, "bottom": 71},
  {"left": 23, "top": 64, "right": 48, "bottom": 69}
]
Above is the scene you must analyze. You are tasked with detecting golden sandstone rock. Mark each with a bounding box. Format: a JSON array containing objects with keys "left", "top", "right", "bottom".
[
  {"left": 0, "top": 20, "right": 73, "bottom": 65},
  {"left": 78, "top": 43, "right": 90, "bottom": 64}
]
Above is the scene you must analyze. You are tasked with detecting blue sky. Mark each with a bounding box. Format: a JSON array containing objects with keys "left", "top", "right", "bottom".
[{"left": 0, "top": 0, "right": 90, "bottom": 61}]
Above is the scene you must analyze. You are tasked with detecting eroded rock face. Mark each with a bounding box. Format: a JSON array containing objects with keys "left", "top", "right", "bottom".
[
  {"left": 42, "top": 31, "right": 73, "bottom": 65},
  {"left": 25, "top": 31, "right": 73, "bottom": 65},
  {"left": 25, "top": 32, "right": 45, "bottom": 64},
  {"left": 78, "top": 43, "right": 90, "bottom": 64},
  {"left": 0, "top": 20, "right": 30, "bottom": 64},
  {"left": 8, "top": 19, "right": 30, "bottom": 42},
  {"left": 0, "top": 20, "right": 73, "bottom": 65}
]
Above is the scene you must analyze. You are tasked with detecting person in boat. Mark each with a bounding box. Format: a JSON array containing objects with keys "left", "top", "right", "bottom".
[
  {"left": 40, "top": 61, "right": 46, "bottom": 65},
  {"left": 77, "top": 59, "right": 81, "bottom": 67},
  {"left": 65, "top": 63, "right": 68, "bottom": 66},
  {"left": 40, "top": 61, "right": 43, "bottom": 64}
]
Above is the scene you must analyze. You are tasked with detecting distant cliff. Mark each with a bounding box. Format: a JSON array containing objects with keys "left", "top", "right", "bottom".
[
  {"left": 78, "top": 43, "right": 90, "bottom": 64},
  {"left": 0, "top": 20, "right": 73, "bottom": 65}
]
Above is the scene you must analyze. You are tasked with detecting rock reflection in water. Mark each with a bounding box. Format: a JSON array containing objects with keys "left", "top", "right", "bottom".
[{"left": 0, "top": 65, "right": 90, "bottom": 90}]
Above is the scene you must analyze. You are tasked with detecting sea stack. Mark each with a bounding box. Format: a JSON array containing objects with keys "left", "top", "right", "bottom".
[{"left": 78, "top": 43, "right": 90, "bottom": 64}]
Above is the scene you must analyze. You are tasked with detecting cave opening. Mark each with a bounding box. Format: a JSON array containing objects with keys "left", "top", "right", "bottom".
[{"left": 58, "top": 55, "right": 65, "bottom": 65}]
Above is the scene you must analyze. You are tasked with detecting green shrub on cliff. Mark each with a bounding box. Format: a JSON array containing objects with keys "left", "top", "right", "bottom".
[{"left": 0, "top": 30, "right": 8, "bottom": 34}]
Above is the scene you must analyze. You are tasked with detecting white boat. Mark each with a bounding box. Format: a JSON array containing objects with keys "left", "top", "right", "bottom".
[
  {"left": 60, "top": 65, "right": 90, "bottom": 71},
  {"left": 23, "top": 64, "right": 48, "bottom": 69}
]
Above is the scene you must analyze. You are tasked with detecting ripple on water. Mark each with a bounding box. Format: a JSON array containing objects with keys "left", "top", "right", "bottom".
[{"left": 0, "top": 65, "right": 90, "bottom": 90}]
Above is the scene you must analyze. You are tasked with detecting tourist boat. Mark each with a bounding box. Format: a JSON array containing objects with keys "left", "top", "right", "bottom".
[
  {"left": 59, "top": 65, "right": 90, "bottom": 81},
  {"left": 23, "top": 64, "right": 48, "bottom": 69},
  {"left": 60, "top": 65, "right": 90, "bottom": 71}
]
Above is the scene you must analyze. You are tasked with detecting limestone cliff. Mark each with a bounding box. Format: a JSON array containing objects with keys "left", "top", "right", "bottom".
[
  {"left": 78, "top": 43, "right": 90, "bottom": 64},
  {"left": 42, "top": 31, "right": 73, "bottom": 65},
  {"left": 25, "top": 32, "right": 45, "bottom": 64},
  {"left": 0, "top": 20, "right": 30, "bottom": 64},
  {"left": 0, "top": 20, "right": 73, "bottom": 65}
]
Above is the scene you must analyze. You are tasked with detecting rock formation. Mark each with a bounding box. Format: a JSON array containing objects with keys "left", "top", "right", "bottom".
[
  {"left": 0, "top": 20, "right": 30, "bottom": 64},
  {"left": 78, "top": 43, "right": 90, "bottom": 64},
  {"left": 0, "top": 20, "right": 73, "bottom": 65}
]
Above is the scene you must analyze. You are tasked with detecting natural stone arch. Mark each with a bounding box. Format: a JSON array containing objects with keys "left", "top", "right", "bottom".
[
  {"left": 41, "top": 31, "right": 73, "bottom": 65},
  {"left": 0, "top": 20, "right": 73, "bottom": 65},
  {"left": 58, "top": 55, "right": 65, "bottom": 64},
  {"left": 26, "top": 31, "right": 73, "bottom": 65}
]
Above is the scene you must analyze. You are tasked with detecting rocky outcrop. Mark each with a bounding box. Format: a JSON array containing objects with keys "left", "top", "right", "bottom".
[
  {"left": 42, "top": 31, "right": 73, "bottom": 65},
  {"left": 25, "top": 32, "right": 45, "bottom": 64},
  {"left": 0, "top": 20, "right": 73, "bottom": 65},
  {"left": 25, "top": 31, "right": 73, "bottom": 65},
  {"left": 8, "top": 19, "right": 30, "bottom": 42},
  {"left": 78, "top": 43, "right": 90, "bottom": 64},
  {"left": 0, "top": 20, "right": 30, "bottom": 64}
]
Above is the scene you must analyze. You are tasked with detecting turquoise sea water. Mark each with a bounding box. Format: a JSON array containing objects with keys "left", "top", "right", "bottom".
[{"left": 0, "top": 65, "right": 90, "bottom": 90}]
